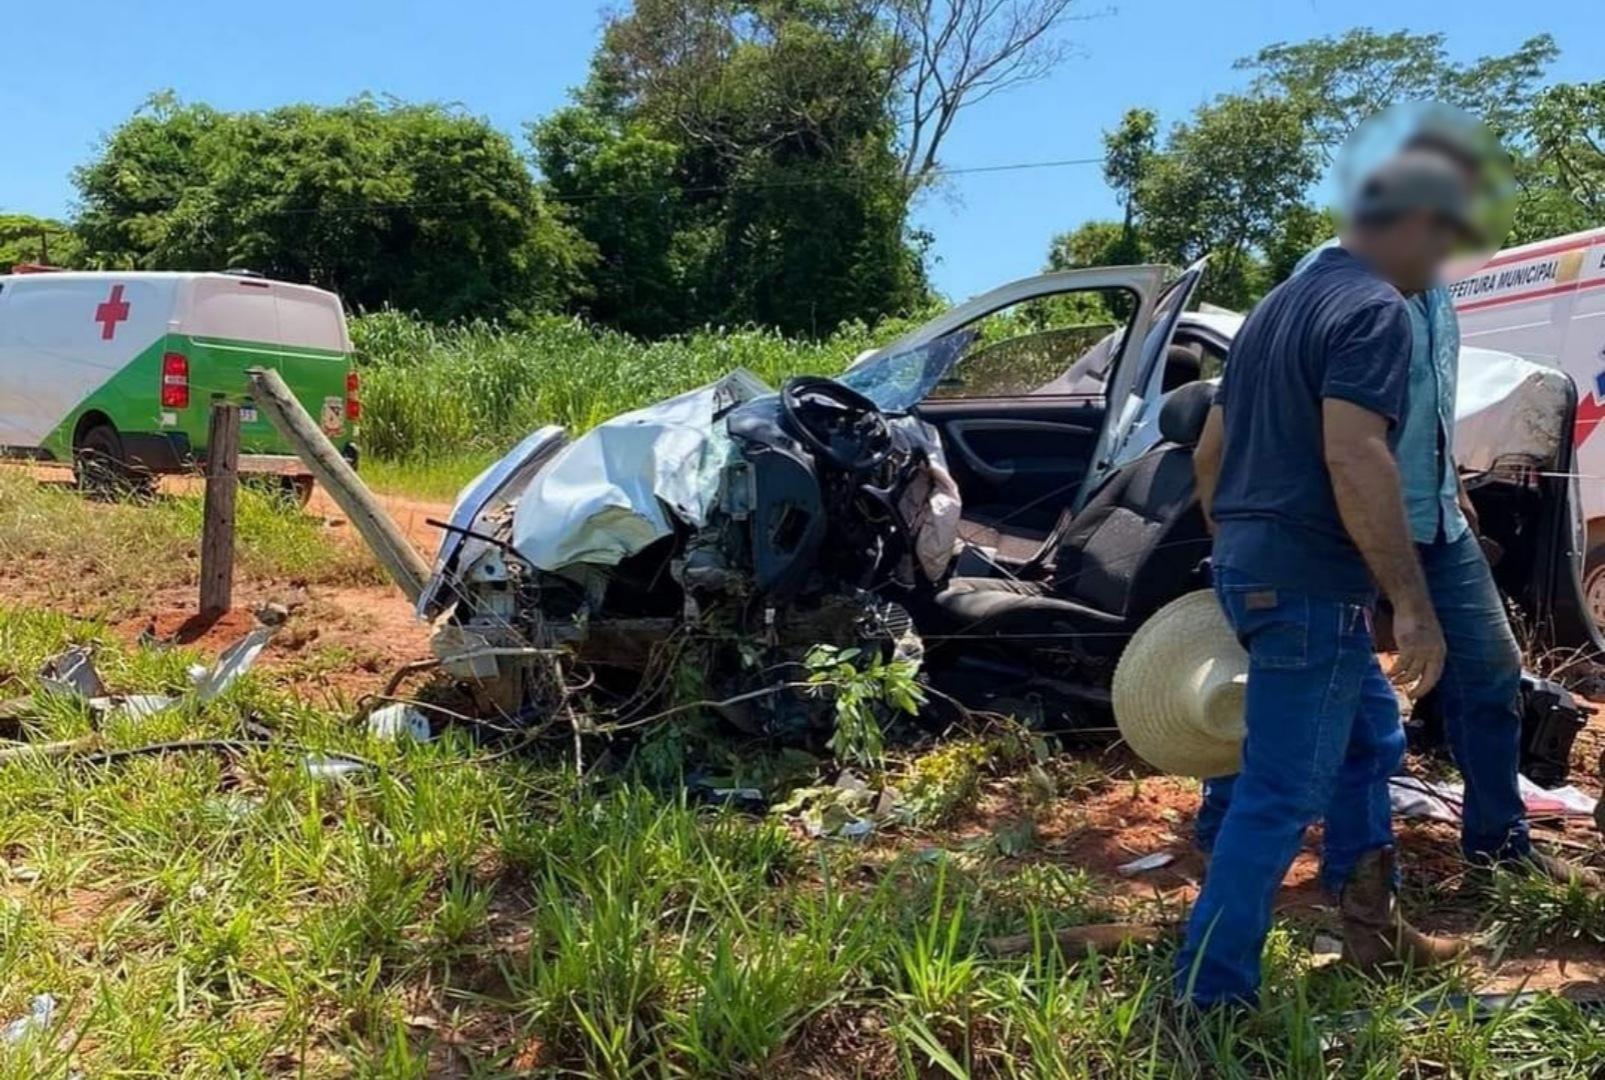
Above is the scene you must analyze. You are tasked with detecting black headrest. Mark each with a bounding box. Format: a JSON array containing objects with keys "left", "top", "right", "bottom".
[{"left": 1157, "top": 381, "right": 1216, "bottom": 446}]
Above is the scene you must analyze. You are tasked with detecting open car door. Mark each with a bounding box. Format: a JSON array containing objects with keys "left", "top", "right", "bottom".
[
  {"left": 861, "top": 266, "right": 1165, "bottom": 552},
  {"left": 1094, "top": 258, "right": 1210, "bottom": 481}
]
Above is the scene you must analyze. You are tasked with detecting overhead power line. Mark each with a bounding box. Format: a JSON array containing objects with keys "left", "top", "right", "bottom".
[{"left": 10, "top": 154, "right": 1107, "bottom": 231}]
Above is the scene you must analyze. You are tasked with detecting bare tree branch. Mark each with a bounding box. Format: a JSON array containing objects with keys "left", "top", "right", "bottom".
[{"left": 886, "top": 0, "right": 1088, "bottom": 193}]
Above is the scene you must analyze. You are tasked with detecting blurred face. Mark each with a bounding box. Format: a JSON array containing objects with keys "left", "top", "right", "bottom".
[{"left": 1362, "top": 209, "right": 1464, "bottom": 294}]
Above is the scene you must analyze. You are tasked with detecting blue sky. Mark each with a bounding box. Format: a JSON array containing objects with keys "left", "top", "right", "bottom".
[{"left": 3, "top": 0, "right": 1598, "bottom": 301}]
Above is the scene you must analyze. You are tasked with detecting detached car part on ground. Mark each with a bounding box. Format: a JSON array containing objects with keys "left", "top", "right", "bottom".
[{"left": 418, "top": 263, "right": 1604, "bottom": 762}]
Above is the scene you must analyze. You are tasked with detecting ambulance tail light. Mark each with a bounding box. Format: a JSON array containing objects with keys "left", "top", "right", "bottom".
[
  {"left": 345, "top": 369, "right": 360, "bottom": 422},
  {"left": 161, "top": 352, "right": 190, "bottom": 409}
]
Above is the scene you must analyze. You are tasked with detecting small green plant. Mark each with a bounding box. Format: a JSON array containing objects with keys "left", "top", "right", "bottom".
[
  {"left": 902, "top": 740, "right": 992, "bottom": 825},
  {"left": 804, "top": 645, "right": 925, "bottom": 767}
]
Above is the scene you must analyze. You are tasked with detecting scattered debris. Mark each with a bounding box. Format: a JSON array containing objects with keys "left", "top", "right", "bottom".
[
  {"left": 254, "top": 601, "right": 291, "bottom": 627},
  {"left": 191, "top": 625, "right": 275, "bottom": 702},
  {"left": 302, "top": 755, "right": 372, "bottom": 781},
  {"left": 366, "top": 702, "right": 432, "bottom": 742},
  {"left": 1308, "top": 934, "right": 1345, "bottom": 969},
  {"left": 32, "top": 623, "right": 277, "bottom": 726},
  {"left": 1388, "top": 777, "right": 1462, "bottom": 824},
  {"left": 1517, "top": 774, "right": 1597, "bottom": 818},
  {"left": 986, "top": 923, "right": 1165, "bottom": 959},
  {"left": 1116, "top": 851, "right": 1177, "bottom": 876},
  {"left": 1389, "top": 773, "right": 1598, "bottom": 825},
  {"left": 39, "top": 645, "right": 106, "bottom": 699},
  {"left": 2, "top": 994, "right": 55, "bottom": 1045},
  {"left": 773, "top": 771, "right": 888, "bottom": 839},
  {"left": 95, "top": 694, "right": 178, "bottom": 722}
]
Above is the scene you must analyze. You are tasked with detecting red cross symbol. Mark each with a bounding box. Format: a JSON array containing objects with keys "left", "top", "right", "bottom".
[{"left": 94, "top": 284, "right": 131, "bottom": 340}]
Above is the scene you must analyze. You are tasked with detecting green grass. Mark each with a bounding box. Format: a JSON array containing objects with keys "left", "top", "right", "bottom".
[
  {"left": 0, "top": 470, "right": 383, "bottom": 618},
  {"left": 2, "top": 607, "right": 1604, "bottom": 1076},
  {"left": 360, "top": 452, "right": 500, "bottom": 501}
]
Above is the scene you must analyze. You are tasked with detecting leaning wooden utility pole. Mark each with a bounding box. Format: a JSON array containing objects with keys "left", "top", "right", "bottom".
[
  {"left": 245, "top": 367, "right": 430, "bottom": 602},
  {"left": 199, "top": 402, "right": 241, "bottom": 618}
]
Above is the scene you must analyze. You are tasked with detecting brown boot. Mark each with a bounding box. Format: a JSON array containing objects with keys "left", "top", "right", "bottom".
[
  {"left": 1464, "top": 848, "right": 1605, "bottom": 894},
  {"left": 1521, "top": 849, "right": 1605, "bottom": 890},
  {"left": 1339, "top": 848, "right": 1466, "bottom": 973}
]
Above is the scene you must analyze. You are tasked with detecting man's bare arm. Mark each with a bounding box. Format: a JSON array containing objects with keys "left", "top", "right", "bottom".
[
  {"left": 1322, "top": 398, "right": 1445, "bottom": 697},
  {"left": 1193, "top": 405, "right": 1224, "bottom": 532}
]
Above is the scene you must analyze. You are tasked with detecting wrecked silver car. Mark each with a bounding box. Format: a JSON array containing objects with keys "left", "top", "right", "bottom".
[{"left": 418, "top": 263, "right": 1602, "bottom": 745}]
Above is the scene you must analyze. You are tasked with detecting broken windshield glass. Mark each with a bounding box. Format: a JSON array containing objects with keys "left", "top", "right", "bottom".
[{"left": 836, "top": 330, "right": 976, "bottom": 413}]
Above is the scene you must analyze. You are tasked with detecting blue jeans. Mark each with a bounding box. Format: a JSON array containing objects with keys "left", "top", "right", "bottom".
[
  {"left": 1176, "top": 569, "right": 1404, "bottom": 1007},
  {"left": 1196, "top": 533, "right": 1528, "bottom": 869}
]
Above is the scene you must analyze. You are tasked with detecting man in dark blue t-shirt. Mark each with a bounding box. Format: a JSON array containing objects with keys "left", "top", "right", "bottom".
[{"left": 1175, "top": 151, "right": 1474, "bottom": 1008}]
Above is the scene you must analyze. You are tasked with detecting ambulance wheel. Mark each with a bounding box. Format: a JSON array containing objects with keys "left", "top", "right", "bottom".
[
  {"left": 279, "top": 476, "right": 315, "bottom": 508},
  {"left": 1584, "top": 545, "right": 1605, "bottom": 634},
  {"left": 74, "top": 423, "right": 153, "bottom": 501},
  {"left": 243, "top": 475, "right": 315, "bottom": 508}
]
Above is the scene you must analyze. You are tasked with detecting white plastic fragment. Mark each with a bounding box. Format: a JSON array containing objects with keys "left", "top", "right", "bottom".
[
  {"left": 38, "top": 646, "right": 106, "bottom": 699},
  {"left": 367, "top": 703, "right": 432, "bottom": 742},
  {"left": 1116, "top": 851, "right": 1176, "bottom": 876},
  {"left": 1388, "top": 777, "right": 1462, "bottom": 823},
  {"left": 1309, "top": 934, "right": 1345, "bottom": 969},
  {"left": 191, "top": 626, "right": 276, "bottom": 702},
  {"left": 90, "top": 694, "right": 178, "bottom": 723},
  {"left": 1517, "top": 774, "right": 1597, "bottom": 817},
  {"left": 2, "top": 994, "right": 55, "bottom": 1045},
  {"left": 302, "top": 755, "right": 369, "bottom": 781}
]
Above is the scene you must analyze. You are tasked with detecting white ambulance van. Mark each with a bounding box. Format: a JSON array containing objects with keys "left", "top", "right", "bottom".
[
  {"left": 1449, "top": 228, "right": 1605, "bottom": 620},
  {"left": 0, "top": 269, "right": 358, "bottom": 495}
]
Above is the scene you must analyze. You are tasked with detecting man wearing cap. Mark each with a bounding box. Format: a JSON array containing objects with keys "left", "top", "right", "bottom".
[
  {"left": 1174, "top": 148, "right": 1475, "bottom": 1008},
  {"left": 1193, "top": 126, "right": 1599, "bottom": 924}
]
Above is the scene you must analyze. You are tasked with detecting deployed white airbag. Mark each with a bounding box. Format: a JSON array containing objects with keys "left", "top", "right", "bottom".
[
  {"left": 1454, "top": 346, "right": 1571, "bottom": 472},
  {"left": 512, "top": 370, "right": 768, "bottom": 570}
]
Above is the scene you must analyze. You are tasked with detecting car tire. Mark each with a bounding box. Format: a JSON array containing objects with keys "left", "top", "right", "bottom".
[
  {"left": 74, "top": 423, "right": 153, "bottom": 501},
  {"left": 1584, "top": 544, "right": 1605, "bottom": 635}
]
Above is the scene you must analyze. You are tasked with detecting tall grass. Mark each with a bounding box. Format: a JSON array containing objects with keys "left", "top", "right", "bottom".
[
  {"left": 3, "top": 607, "right": 1604, "bottom": 1076},
  {"left": 353, "top": 310, "right": 914, "bottom": 464}
]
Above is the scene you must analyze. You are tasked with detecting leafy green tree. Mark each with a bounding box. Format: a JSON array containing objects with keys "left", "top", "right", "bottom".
[
  {"left": 1511, "top": 81, "right": 1605, "bottom": 243},
  {"left": 1237, "top": 28, "right": 1558, "bottom": 152},
  {"left": 1044, "top": 220, "right": 1137, "bottom": 272},
  {"left": 1134, "top": 95, "right": 1319, "bottom": 308},
  {"left": 75, "top": 94, "right": 594, "bottom": 322},
  {"left": 0, "top": 214, "right": 81, "bottom": 270},
  {"left": 534, "top": 0, "right": 926, "bottom": 337},
  {"left": 1101, "top": 108, "right": 1156, "bottom": 263}
]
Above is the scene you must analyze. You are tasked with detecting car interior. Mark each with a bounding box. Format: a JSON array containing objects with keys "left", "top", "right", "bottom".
[{"left": 920, "top": 380, "right": 1215, "bottom": 650}]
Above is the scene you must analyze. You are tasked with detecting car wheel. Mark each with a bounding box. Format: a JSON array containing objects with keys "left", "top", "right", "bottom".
[
  {"left": 1584, "top": 545, "right": 1605, "bottom": 633},
  {"left": 74, "top": 423, "right": 153, "bottom": 501}
]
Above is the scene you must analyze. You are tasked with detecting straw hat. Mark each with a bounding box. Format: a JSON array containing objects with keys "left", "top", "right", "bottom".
[{"left": 1112, "top": 590, "right": 1248, "bottom": 778}]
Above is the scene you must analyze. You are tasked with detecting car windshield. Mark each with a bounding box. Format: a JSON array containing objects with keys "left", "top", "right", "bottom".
[{"left": 836, "top": 330, "right": 976, "bottom": 412}]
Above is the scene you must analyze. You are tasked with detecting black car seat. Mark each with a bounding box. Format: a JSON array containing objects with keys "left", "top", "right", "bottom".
[{"left": 926, "top": 381, "right": 1215, "bottom": 652}]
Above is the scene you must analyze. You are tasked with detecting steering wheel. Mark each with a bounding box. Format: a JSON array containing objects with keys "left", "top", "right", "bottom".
[{"left": 780, "top": 376, "right": 893, "bottom": 473}]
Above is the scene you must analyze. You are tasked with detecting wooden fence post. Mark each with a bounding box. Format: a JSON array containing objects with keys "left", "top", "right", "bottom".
[{"left": 200, "top": 402, "right": 241, "bottom": 618}]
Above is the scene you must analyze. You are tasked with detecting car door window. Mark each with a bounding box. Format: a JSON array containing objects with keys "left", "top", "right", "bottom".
[{"left": 924, "top": 287, "right": 1137, "bottom": 401}]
